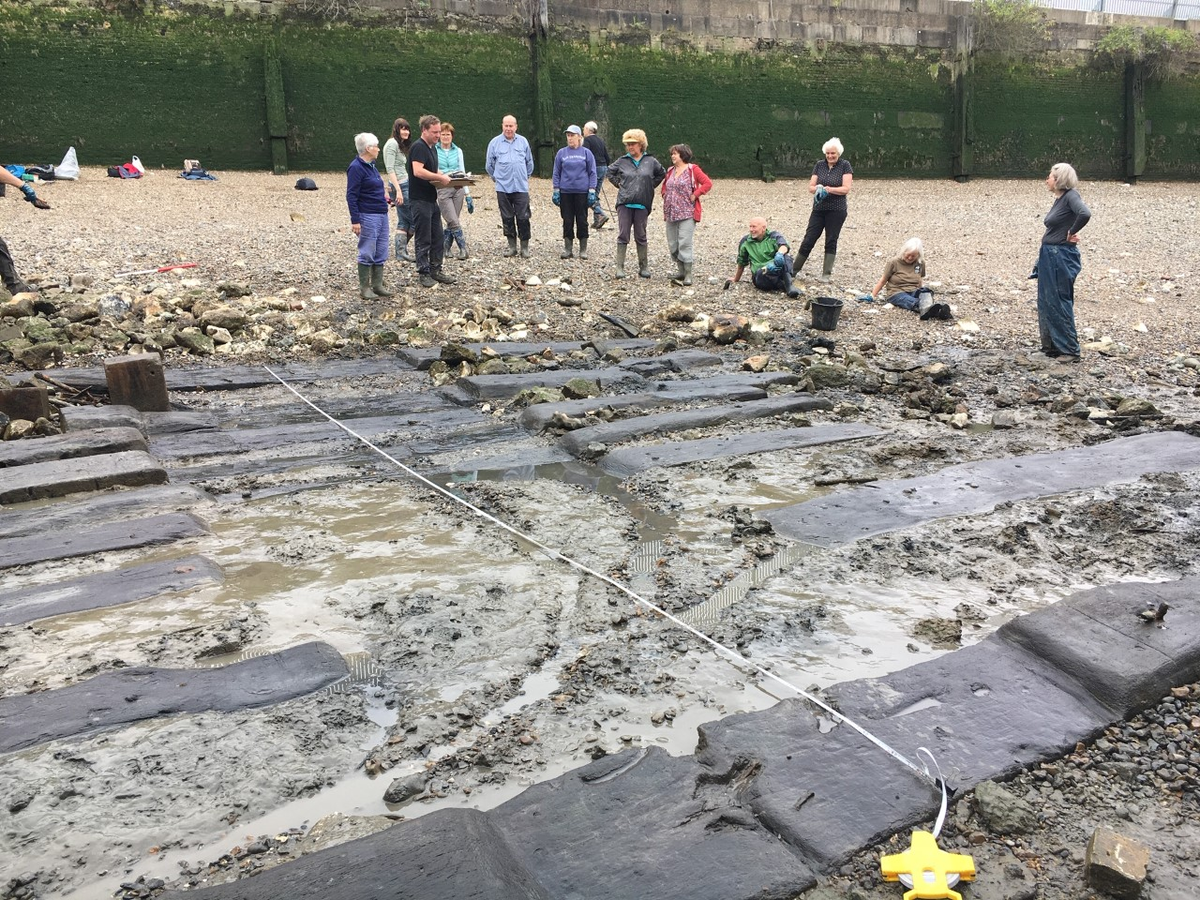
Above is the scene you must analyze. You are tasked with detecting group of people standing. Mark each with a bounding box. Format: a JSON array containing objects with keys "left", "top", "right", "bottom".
[{"left": 346, "top": 121, "right": 1092, "bottom": 364}]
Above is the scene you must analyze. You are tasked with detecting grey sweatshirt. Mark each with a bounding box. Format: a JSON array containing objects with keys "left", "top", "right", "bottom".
[{"left": 1042, "top": 189, "right": 1091, "bottom": 244}]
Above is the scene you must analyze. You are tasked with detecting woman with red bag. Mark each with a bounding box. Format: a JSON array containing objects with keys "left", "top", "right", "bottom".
[{"left": 660, "top": 144, "right": 712, "bottom": 287}]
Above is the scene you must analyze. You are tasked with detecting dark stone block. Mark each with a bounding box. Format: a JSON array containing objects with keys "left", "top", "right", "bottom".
[
  {"left": 494, "top": 747, "right": 816, "bottom": 899},
  {"left": 765, "top": 431, "right": 1200, "bottom": 546},
  {"left": 0, "top": 511, "right": 209, "bottom": 569},
  {"left": 600, "top": 422, "right": 880, "bottom": 476},
  {"left": 0, "top": 554, "right": 223, "bottom": 626},
  {"left": 0, "top": 641, "right": 348, "bottom": 753},
  {"left": 998, "top": 578, "right": 1200, "bottom": 718},
  {"left": 0, "top": 450, "right": 168, "bottom": 503},
  {"left": 164, "top": 808, "right": 549, "bottom": 900},
  {"left": 0, "top": 426, "right": 147, "bottom": 467}
]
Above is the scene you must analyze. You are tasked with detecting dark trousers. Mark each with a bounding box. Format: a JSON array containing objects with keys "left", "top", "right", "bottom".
[
  {"left": 616, "top": 206, "right": 649, "bottom": 246},
  {"left": 0, "top": 236, "right": 25, "bottom": 292},
  {"left": 411, "top": 198, "right": 444, "bottom": 275},
  {"left": 799, "top": 207, "right": 848, "bottom": 257},
  {"left": 752, "top": 256, "right": 795, "bottom": 294},
  {"left": 560, "top": 192, "right": 589, "bottom": 242},
  {"left": 497, "top": 191, "right": 531, "bottom": 240}
]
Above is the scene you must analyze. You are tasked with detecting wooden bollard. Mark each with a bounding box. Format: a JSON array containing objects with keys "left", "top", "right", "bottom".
[
  {"left": 104, "top": 354, "right": 169, "bottom": 412},
  {"left": 0, "top": 385, "right": 52, "bottom": 422}
]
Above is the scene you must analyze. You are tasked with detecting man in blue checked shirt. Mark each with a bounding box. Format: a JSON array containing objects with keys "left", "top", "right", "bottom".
[{"left": 485, "top": 115, "right": 535, "bottom": 258}]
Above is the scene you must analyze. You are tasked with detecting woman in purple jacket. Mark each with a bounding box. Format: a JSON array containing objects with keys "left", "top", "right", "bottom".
[
  {"left": 552, "top": 125, "right": 597, "bottom": 259},
  {"left": 346, "top": 132, "right": 392, "bottom": 300}
]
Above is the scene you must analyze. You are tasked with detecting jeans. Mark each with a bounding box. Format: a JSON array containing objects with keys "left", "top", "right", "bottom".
[
  {"left": 355, "top": 212, "right": 389, "bottom": 265},
  {"left": 411, "top": 198, "right": 444, "bottom": 274},
  {"left": 497, "top": 191, "right": 531, "bottom": 240},
  {"left": 1036, "top": 242, "right": 1082, "bottom": 357},
  {"left": 664, "top": 217, "right": 696, "bottom": 265},
  {"left": 886, "top": 287, "right": 933, "bottom": 312},
  {"left": 593, "top": 166, "right": 608, "bottom": 214},
  {"left": 560, "top": 192, "right": 589, "bottom": 241},
  {"left": 799, "top": 207, "right": 848, "bottom": 257},
  {"left": 391, "top": 181, "right": 412, "bottom": 235},
  {"left": 616, "top": 206, "right": 648, "bottom": 246}
]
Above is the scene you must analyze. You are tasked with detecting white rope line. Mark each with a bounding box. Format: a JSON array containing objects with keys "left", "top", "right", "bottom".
[{"left": 264, "top": 366, "right": 932, "bottom": 783}]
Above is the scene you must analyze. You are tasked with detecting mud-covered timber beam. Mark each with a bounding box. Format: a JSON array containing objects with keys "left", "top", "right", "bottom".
[
  {"left": 265, "top": 37, "right": 289, "bottom": 175},
  {"left": 1124, "top": 60, "right": 1146, "bottom": 183}
]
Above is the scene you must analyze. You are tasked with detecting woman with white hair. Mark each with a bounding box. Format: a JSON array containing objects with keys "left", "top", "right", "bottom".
[
  {"left": 1033, "top": 162, "right": 1091, "bottom": 363},
  {"left": 346, "top": 132, "right": 392, "bottom": 299},
  {"left": 795, "top": 137, "right": 853, "bottom": 283},
  {"left": 871, "top": 237, "right": 952, "bottom": 320},
  {"left": 607, "top": 128, "right": 666, "bottom": 279}
]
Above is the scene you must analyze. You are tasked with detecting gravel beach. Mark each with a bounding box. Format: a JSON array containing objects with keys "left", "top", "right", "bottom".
[{"left": 2, "top": 168, "right": 1199, "bottom": 900}]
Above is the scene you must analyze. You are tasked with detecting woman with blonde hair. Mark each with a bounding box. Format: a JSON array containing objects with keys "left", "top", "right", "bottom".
[
  {"left": 795, "top": 137, "right": 853, "bottom": 283},
  {"left": 871, "top": 237, "right": 952, "bottom": 320},
  {"left": 606, "top": 128, "right": 666, "bottom": 278},
  {"left": 436, "top": 122, "right": 472, "bottom": 259},
  {"left": 1032, "top": 162, "right": 1091, "bottom": 363}
]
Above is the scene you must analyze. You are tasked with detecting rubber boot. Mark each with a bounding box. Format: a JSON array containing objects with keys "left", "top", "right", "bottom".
[
  {"left": 504, "top": 236, "right": 518, "bottom": 257},
  {"left": 578, "top": 238, "right": 589, "bottom": 260},
  {"left": 455, "top": 230, "right": 469, "bottom": 260},
  {"left": 443, "top": 231, "right": 455, "bottom": 256},
  {"left": 637, "top": 244, "right": 650, "bottom": 278},
  {"left": 614, "top": 244, "right": 627, "bottom": 279},
  {"left": 519, "top": 239, "right": 531, "bottom": 259},
  {"left": 793, "top": 251, "right": 810, "bottom": 278},
  {"left": 671, "top": 262, "right": 693, "bottom": 287},
  {"left": 917, "top": 294, "right": 938, "bottom": 320},
  {"left": 561, "top": 239, "right": 574, "bottom": 259},
  {"left": 370, "top": 265, "right": 393, "bottom": 298},
  {"left": 819, "top": 252, "right": 836, "bottom": 283},
  {"left": 358, "top": 263, "right": 379, "bottom": 300},
  {"left": 398, "top": 232, "right": 414, "bottom": 262},
  {"left": 0, "top": 237, "right": 34, "bottom": 294}
]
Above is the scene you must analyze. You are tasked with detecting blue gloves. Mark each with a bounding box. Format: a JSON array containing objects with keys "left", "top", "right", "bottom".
[
  {"left": 773, "top": 252, "right": 786, "bottom": 268},
  {"left": 552, "top": 190, "right": 561, "bottom": 207},
  {"left": 20, "top": 183, "right": 49, "bottom": 209},
  {"left": 765, "top": 251, "right": 785, "bottom": 274},
  {"left": 814, "top": 185, "right": 829, "bottom": 204},
  {"left": 587, "top": 189, "right": 596, "bottom": 205},
  {"left": 466, "top": 195, "right": 474, "bottom": 214}
]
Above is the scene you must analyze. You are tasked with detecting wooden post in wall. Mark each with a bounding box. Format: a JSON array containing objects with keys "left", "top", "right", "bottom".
[
  {"left": 1124, "top": 61, "right": 1146, "bottom": 183},
  {"left": 265, "top": 37, "right": 289, "bottom": 176}
]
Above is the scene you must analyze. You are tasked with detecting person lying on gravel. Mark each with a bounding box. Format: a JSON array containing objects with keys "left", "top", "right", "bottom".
[
  {"left": 870, "top": 236, "right": 952, "bottom": 320},
  {"left": 725, "top": 216, "right": 801, "bottom": 299}
]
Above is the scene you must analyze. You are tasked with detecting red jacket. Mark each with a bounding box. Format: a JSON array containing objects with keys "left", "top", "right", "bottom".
[{"left": 660, "top": 163, "right": 713, "bottom": 222}]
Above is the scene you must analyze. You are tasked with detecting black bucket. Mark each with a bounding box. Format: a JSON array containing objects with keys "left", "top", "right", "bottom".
[{"left": 811, "top": 296, "right": 843, "bottom": 331}]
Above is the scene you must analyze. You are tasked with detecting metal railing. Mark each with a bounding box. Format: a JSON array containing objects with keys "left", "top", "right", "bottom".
[{"left": 1035, "top": 0, "right": 1200, "bottom": 20}]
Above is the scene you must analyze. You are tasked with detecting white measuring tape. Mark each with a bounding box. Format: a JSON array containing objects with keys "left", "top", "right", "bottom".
[{"left": 264, "top": 366, "right": 935, "bottom": 784}]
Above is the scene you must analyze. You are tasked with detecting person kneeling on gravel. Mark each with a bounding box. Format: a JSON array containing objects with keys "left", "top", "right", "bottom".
[
  {"left": 871, "top": 236, "right": 952, "bottom": 321},
  {"left": 1, "top": 164, "right": 50, "bottom": 296},
  {"left": 725, "top": 216, "right": 801, "bottom": 299}
]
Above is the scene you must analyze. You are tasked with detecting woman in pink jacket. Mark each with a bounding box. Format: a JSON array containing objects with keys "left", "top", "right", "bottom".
[{"left": 660, "top": 144, "right": 713, "bottom": 286}]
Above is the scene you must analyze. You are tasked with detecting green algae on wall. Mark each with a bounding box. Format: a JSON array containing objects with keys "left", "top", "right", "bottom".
[
  {"left": 1144, "top": 77, "right": 1200, "bottom": 179},
  {"left": 543, "top": 43, "right": 955, "bottom": 179},
  {"left": 970, "top": 55, "right": 1125, "bottom": 179}
]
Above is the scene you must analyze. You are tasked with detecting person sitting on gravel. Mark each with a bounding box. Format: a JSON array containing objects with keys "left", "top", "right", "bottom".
[
  {"left": 1, "top": 165, "right": 49, "bottom": 296},
  {"left": 870, "top": 237, "right": 952, "bottom": 320},
  {"left": 725, "top": 217, "right": 801, "bottom": 299}
]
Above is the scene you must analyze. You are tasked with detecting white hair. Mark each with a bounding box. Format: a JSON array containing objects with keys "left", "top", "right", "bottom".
[
  {"left": 900, "top": 237, "right": 924, "bottom": 257},
  {"left": 1049, "top": 162, "right": 1079, "bottom": 191},
  {"left": 584, "top": 121, "right": 599, "bottom": 134},
  {"left": 823, "top": 137, "right": 844, "bottom": 155},
  {"left": 354, "top": 133, "right": 379, "bottom": 154}
]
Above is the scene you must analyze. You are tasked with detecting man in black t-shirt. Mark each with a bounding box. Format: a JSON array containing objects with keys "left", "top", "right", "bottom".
[{"left": 407, "top": 115, "right": 455, "bottom": 287}]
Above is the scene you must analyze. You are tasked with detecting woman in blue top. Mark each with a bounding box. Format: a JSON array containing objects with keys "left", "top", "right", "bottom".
[
  {"left": 551, "top": 125, "right": 597, "bottom": 259},
  {"left": 436, "top": 123, "right": 472, "bottom": 260},
  {"left": 1034, "top": 162, "right": 1091, "bottom": 363},
  {"left": 795, "top": 137, "right": 853, "bottom": 283},
  {"left": 345, "top": 132, "right": 392, "bottom": 300}
]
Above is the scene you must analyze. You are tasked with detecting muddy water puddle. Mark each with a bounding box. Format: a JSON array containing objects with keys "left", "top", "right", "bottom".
[{"left": 8, "top": 454, "right": 1017, "bottom": 899}]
